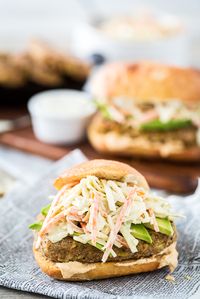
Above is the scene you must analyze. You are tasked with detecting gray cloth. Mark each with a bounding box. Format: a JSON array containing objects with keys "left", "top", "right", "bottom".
[
  {"left": 0, "top": 145, "right": 52, "bottom": 196},
  {"left": 0, "top": 145, "right": 52, "bottom": 184},
  {"left": 0, "top": 149, "right": 200, "bottom": 299}
]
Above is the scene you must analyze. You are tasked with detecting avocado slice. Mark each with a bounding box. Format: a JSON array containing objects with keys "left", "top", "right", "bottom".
[
  {"left": 95, "top": 242, "right": 104, "bottom": 251},
  {"left": 41, "top": 203, "right": 51, "bottom": 216},
  {"left": 94, "top": 100, "right": 112, "bottom": 120},
  {"left": 131, "top": 224, "right": 152, "bottom": 244},
  {"left": 29, "top": 220, "right": 43, "bottom": 231},
  {"left": 144, "top": 217, "right": 174, "bottom": 236},
  {"left": 140, "top": 119, "right": 191, "bottom": 132}
]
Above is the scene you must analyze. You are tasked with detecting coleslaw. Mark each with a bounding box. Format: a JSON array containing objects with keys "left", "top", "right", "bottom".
[
  {"left": 32, "top": 175, "right": 178, "bottom": 263},
  {"left": 96, "top": 98, "right": 200, "bottom": 145}
]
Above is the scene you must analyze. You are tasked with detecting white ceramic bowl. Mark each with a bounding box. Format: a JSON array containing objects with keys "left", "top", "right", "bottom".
[
  {"left": 73, "top": 14, "right": 188, "bottom": 66},
  {"left": 28, "top": 89, "right": 96, "bottom": 145}
]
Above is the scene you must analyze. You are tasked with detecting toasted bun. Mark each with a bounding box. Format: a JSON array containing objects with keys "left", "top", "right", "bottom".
[
  {"left": 90, "top": 61, "right": 200, "bottom": 104},
  {"left": 88, "top": 114, "right": 200, "bottom": 161},
  {"left": 33, "top": 242, "right": 178, "bottom": 281},
  {"left": 54, "top": 159, "right": 149, "bottom": 190}
]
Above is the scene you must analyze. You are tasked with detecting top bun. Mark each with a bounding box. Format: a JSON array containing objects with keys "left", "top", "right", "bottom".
[
  {"left": 54, "top": 159, "right": 149, "bottom": 191},
  {"left": 90, "top": 61, "right": 200, "bottom": 104}
]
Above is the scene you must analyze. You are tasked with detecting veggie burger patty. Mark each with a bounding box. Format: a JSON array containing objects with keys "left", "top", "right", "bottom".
[{"left": 41, "top": 225, "right": 176, "bottom": 263}]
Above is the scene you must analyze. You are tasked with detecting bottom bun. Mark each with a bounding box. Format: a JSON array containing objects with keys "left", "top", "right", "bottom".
[
  {"left": 33, "top": 242, "right": 178, "bottom": 281},
  {"left": 88, "top": 116, "right": 200, "bottom": 162}
]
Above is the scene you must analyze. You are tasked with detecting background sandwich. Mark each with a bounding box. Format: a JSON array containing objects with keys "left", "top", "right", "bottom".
[
  {"left": 30, "top": 159, "right": 178, "bottom": 281},
  {"left": 88, "top": 62, "right": 200, "bottom": 161}
]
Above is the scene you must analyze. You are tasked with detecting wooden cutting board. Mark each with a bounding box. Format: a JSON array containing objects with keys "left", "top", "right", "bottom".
[{"left": 0, "top": 125, "right": 199, "bottom": 194}]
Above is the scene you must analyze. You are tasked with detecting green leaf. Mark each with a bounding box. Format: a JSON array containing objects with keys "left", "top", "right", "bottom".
[
  {"left": 95, "top": 242, "right": 104, "bottom": 251},
  {"left": 144, "top": 217, "right": 174, "bottom": 236},
  {"left": 73, "top": 232, "right": 81, "bottom": 236},
  {"left": 88, "top": 240, "right": 104, "bottom": 251},
  {"left": 29, "top": 220, "right": 43, "bottom": 231},
  {"left": 140, "top": 119, "right": 192, "bottom": 132},
  {"left": 93, "top": 100, "right": 112, "bottom": 120},
  {"left": 131, "top": 224, "right": 152, "bottom": 244},
  {"left": 41, "top": 203, "right": 51, "bottom": 216}
]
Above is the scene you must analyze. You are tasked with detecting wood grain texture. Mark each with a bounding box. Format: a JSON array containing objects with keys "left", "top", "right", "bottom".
[{"left": 0, "top": 126, "right": 199, "bottom": 194}]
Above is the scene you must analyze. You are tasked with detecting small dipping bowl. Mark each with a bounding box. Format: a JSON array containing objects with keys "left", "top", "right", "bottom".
[{"left": 28, "top": 89, "right": 96, "bottom": 145}]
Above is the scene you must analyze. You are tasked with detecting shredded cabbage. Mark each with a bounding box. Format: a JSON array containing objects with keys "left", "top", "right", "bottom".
[
  {"left": 99, "top": 98, "right": 200, "bottom": 145},
  {"left": 39, "top": 175, "right": 177, "bottom": 262}
]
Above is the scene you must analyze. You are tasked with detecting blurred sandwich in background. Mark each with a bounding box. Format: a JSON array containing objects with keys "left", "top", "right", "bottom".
[
  {"left": 0, "top": 40, "right": 91, "bottom": 105},
  {"left": 88, "top": 61, "right": 200, "bottom": 161}
]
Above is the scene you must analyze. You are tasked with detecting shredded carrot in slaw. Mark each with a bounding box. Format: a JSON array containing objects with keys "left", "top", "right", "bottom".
[
  {"left": 116, "top": 234, "right": 129, "bottom": 248},
  {"left": 90, "top": 191, "right": 99, "bottom": 245},
  {"left": 148, "top": 208, "right": 159, "bottom": 232},
  {"left": 39, "top": 212, "right": 65, "bottom": 236},
  {"left": 35, "top": 182, "right": 77, "bottom": 248},
  {"left": 35, "top": 175, "right": 175, "bottom": 262},
  {"left": 102, "top": 188, "right": 136, "bottom": 262},
  {"left": 66, "top": 216, "right": 84, "bottom": 234}
]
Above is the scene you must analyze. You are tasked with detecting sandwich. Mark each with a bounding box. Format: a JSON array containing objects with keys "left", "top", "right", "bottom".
[
  {"left": 30, "top": 159, "right": 179, "bottom": 281},
  {"left": 88, "top": 62, "right": 200, "bottom": 161}
]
